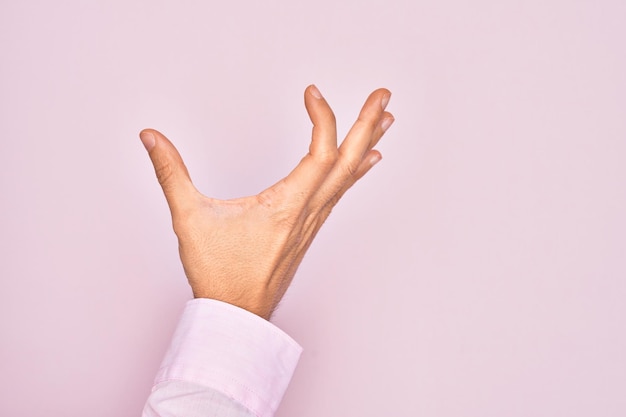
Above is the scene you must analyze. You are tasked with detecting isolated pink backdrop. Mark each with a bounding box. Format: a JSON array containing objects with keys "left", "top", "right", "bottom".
[{"left": 1, "top": 0, "right": 625, "bottom": 416}]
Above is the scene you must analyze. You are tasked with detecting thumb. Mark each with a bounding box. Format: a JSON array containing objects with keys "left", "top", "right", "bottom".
[{"left": 139, "top": 128, "right": 198, "bottom": 216}]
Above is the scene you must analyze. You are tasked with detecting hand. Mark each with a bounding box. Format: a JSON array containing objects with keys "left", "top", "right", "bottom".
[{"left": 140, "top": 85, "right": 394, "bottom": 319}]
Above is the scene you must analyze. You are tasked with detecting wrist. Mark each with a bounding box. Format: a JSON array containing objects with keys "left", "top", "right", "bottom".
[{"left": 192, "top": 290, "right": 274, "bottom": 320}]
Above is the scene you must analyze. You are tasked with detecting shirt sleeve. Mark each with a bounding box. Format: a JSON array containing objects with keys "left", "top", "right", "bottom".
[{"left": 142, "top": 298, "right": 303, "bottom": 417}]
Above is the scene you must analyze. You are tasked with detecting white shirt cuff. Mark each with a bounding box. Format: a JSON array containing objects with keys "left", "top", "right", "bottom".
[{"left": 153, "top": 298, "right": 302, "bottom": 417}]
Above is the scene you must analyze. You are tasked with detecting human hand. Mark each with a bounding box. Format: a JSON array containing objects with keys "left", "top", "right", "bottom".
[{"left": 140, "top": 85, "right": 394, "bottom": 319}]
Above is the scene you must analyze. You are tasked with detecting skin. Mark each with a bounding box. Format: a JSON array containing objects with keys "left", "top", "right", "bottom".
[{"left": 140, "top": 85, "right": 394, "bottom": 320}]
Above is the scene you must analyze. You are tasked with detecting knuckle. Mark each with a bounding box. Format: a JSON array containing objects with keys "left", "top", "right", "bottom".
[
  {"left": 155, "top": 162, "right": 174, "bottom": 187},
  {"left": 342, "top": 158, "right": 361, "bottom": 177},
  {"left": 316, "top": 148, "right": 338, "bottom": 166}
]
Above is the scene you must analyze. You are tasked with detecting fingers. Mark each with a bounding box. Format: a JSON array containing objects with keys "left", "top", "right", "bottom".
[
  {"left": 304, "top": 85, "right": 337, "bottom": 160},
  {"left": 370, "top": 111, "right": 395, "bottom": 150},
  {"left": 263, "top": 86, "right": 394, "bottom": 211},
  {"left": 336, "top": 88, "right": 390, "bottom": 176},
  {"left": 272, "top": 85, "right": 338, "bottom": 202},
  {"left": 327, "top": 149, "right": 382, "bottom": 208},
  {"left": 307, "top": 89, "right": 393, "bottom": 208},
  {"left": 139, "top": 129, "right": 198, "bottom": 216}
]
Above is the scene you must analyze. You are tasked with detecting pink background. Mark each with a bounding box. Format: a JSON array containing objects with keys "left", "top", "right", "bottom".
[{"left": 1, "top": 0, "right": 625, "bottom": 415}]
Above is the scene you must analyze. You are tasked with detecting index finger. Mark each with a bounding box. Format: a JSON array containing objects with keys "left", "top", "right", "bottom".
[{"left": 261, "top": 85, "right": 339, "bottom": 204}]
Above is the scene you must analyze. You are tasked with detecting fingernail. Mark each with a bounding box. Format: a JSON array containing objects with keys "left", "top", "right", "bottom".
[
  {"left": 381, "top": 92, "right": 391, "bottom": 110},
  {"left": 381, "top": 117, "right": 394, "bottom": 132},
  {"left": 140, "top": 131, "right": 155, "bottom": 151},
  {"left": 310, "top": 84, "right": 323, "bottom": 99},
  {"left": 371, "top": 153, "right": 382, "bottom": 166}
]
